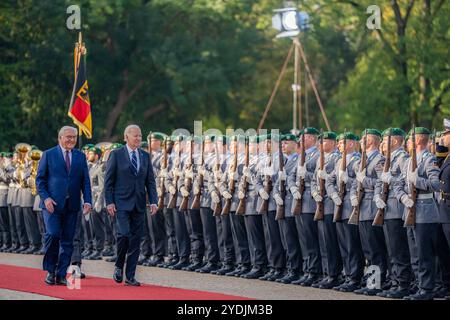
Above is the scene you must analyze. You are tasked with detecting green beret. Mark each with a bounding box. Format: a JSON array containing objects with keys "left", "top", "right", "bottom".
[
  {"left": 110, "top": 143, "right": 123, "bottom": 150},
  {"left": 89, "top": 147, "right": 102, "bottom": 155},
  {"left": 409, "top": 127, "right": 431, "bottom": 135},
  {"left": 204, "top": 135, "right": 215, "bottom": 142},
  {"left": 302, "top": 127, "right": 320, "bottom": 136},
  {"left": 82, "top": 143, "right": 95, "bottom": 151},
  {"left": 140, "top": 141, "right": 149, "bottom": 148},
  {"left": 172, "top": 135, "right": 185, "bottom": 142},
  {"left": 362, "top": 129, "right": 382, "bottom": 137},
  {"left": 382, "top": 128, "right": 405, "bottom": 137},
  {"left": 282, "top": 133, "right": 297, "bottom": 141},
  {"left": 337, "top": 132, "right": 359, "bottom": 141},
  {"left": 320, "top": 131, "right": 337, "bottom": 140},
  {"left": 31, "top": 145, "right": 38, "bottom": 151},
  {"left": 435, "top": 131, "right": 443, "bottom": 138},
  {"left": 229, "top": 135, "right": 245, "bottom": 142},
  {"left": 259, "top": 134, "right": 271, "bottom": 141},
  {"left": 249, "top": 135, "right": 259, "bottom": 143},
  {"left": 149, "top": 132, "right": 166, "bottom": 141}
]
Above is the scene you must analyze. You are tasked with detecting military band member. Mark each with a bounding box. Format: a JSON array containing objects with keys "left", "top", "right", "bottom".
[
  {"left": 0, "top": 153, "right": 12, "bottom": 252},
  {"left": 287, "top": 127, "right": 322, "bottom": 286},
  {"left": 326, "top": 132, "right": 365, "bottom": 292},
  {"left": 310, "top": 131, "right": 343, "bottom": 289},
  {"left": 394, "top": 127, "right": 441, "bottom": 300}
]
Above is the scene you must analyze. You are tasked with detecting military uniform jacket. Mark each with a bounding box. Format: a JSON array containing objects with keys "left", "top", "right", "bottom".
[
  {"left": 0, "top": 165, "right": 9, "bottom": 207},
  {"left": 7, "top": 165, "right": 20, "bottom": 207},
  {"left": 207, "top": 153, "right": 227, "bottom": 211},
  {"left": 219, "top": 153, "right": 245, "bottom": 212},
  {"left": 326, "top": 152, "right": 361, "bottom": 220},
  {"left": 351, "top": 150, "right": 385, "bottom": 221},
  {"left": 438, "top": 155, "right": 450, "bottom": 223},
  {"left": 374, "top": 148, "right": 409, "bottom": 220},
  {"left": 255, "top": 152, "right": 283, "bottom": 213},
  {"left": 311, "top": 150, "right": 340, "bottom": 216},
  {"left": 393, "top": 150, "right": 441, "bottom": 224},
  {"left": 18, "top": 161, "right": 35, "bottom": 208},
  {"left": 166, "top": 152, "right": 188, "bottom": 207},
  {"left": 238, "top": 153, "right": 261, "bottom": 215},
  {"left": 90, "top": 160, "right": 106, "bottom": 212},
  {"left": 287, "top": 146, "right": 320, "bottom": 214},
  {"left": 273, "top": 152, "right": 298, "bottom": 217}
]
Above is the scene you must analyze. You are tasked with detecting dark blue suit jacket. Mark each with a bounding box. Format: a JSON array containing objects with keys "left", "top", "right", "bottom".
[
  {"left": 104, "top": 146, "right": 158, "bottom": 212},
  {"left": 36, "top": 146, "right": 92, "bottom": 212}
]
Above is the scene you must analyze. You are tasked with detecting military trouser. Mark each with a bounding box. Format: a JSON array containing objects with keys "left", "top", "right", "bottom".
[
  {"left": 200, "top": 207, "right": 220, "bottom": 264},
  {"left": 164, "top": 206, "right": 178, "bottom": 258},
  {"left": 383, "top": 219, "right": 413, "bottom": 288},
  {"left": 7, "top": 205, "right": 18, "bottom": 247},
  {"left": 229, "top": 211, "right": 251, "bottom": 265},
  {"left": 140, "top": 211, "right": 153, "bottom": 258},
  {"left": 435, "top": 223, "right": 450, "bottom": 289},
  {"left": 81, "top": 213, "right": 94, "bottom": 252},
  {"left": 0, "top": 207, "right": 11, "bottom": 246},
  {"left": 148, "top": 208, "right": 167, "bottom": 258},
  {"left": 186, "top": 209, "right": 204, "bottom": 261},
  {"left": 244, "top": 215, "right": 267, "bottom": 267},
  {"left": 263, "top": 211, "right": 286, "bottom": 270},
  {"left": 71, "top": 210, "right": 83, "bottom": 265},
  {"left": 278, "top": 216, "right": 302, "bottom": 272},
  {"left": 173, "top": 208, "right": 190, "bottom": 261},
  {"left": 13, "top": 206, "right": 29, "bottom": 246},
  {"left": 318, "top": 215, "right": 343, "bottom": 278},
  {"left": 22, "top": 207, "right": 41, "bottom": 247},
  {"left": 341, "top": 219, "right": 364, "bottom": 282},
  {"left": 295, "top": 212, "right": 321, "bottom": 275},
  {"left": 359, "top": 220, "right": 388, "bottom": 284},
  {"left": 216, "top": 214, "right": 235, "bottom": 265}
]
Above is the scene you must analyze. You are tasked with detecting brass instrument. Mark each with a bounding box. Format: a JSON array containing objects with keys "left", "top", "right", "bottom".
[
  {"left": 28, "top": 149, "right": 43, "bottom": 196},
  {"left": 15, "top": 143, "right": 31, "bottom": 188}
]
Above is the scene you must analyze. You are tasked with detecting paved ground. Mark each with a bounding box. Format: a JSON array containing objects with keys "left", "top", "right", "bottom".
[{"left": 0, "top": 252, "right": 383, "bottom": 300}]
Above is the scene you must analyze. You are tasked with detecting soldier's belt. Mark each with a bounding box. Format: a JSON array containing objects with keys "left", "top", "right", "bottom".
[
  {"left": 0, "top": 185, "right": 8, "bottom": 190},
  {"left": 416, "top": 193, "right": 434, "bottom": 200}
]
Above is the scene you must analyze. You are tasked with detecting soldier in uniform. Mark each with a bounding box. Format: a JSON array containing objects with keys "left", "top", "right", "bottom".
[
  {"left": 80, "top": 145, "right": 95, "bottom": 259},
  {"left": 374, "top": 128, "right": 413, "bottom": 298},
  {"left": 144, "top": 132, "right": 167, "bottom": 267},
  {"left": 288, "top": 127, "right": 322, "bottom": 286},
  {"left": 0, "top": 152, "right": 12, "bottom": 252},
  {"left": 326, "top": 132, "right": 365, "bottom": 292},
  {"left": 310, "top": 131, "right": 343, "bottom": 289},
  {"left": 394, "top": 127, "right": 441, "bottom": 300},
  {"left": 195, "top": 135, "right": 221, "bottom": 273},
  {"left": 257, "top": 133, "right": 286, "bottom": 280},
  {"left": 351, "top": 129, "right": 389, "bottom": 296},
  {"left": 274, "top": 133, "right": 303, "bottom": 284}
]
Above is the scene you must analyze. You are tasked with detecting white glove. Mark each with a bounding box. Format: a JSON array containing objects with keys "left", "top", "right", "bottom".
[
  {"left": 222, "top": 190, "right": 232, "bottom": 200},
  {"left": 331, "top": 192, "right": 342, "bottom": 206},
  {"left": 317, "top": 169, "right": 328, "bottom": 180},
  {"left": 338, "top": 170, "right": 348, "bottom": 184},
  {"left": 356, "top": 171, "right": 366, "bottom": 184},
  {"left": 312, "top": 191, "right": 323, "bottom": 202},
  {"left": 242, "top": 166, "right": 251, "bottom": 178},
  {"left": 401, "top": 195, "right": 414, "bottom": 208},
  {"left": 264, "top": 167, "right": 274, "bottom": 176},
  {"left": 274, "top": 194, "right": 284, "bottom": 206},
  {"left": 290, "top": 187, "right": 301, "bottom": 200},
  {"left": 259, "top": 189, "right": 269, "bottom": 200},
  {"left": 350, "top": 196, "right": 359, "bottom": 207},
  {"left": 180, "top": 186, "right": 189, "bottom": 197},
  {"left": 229, "top": 170, "right": 239, "bottom": 181},
  {"left": 297, "top": 165, "right": 307, "bottom": 179},
  {"left": 168, "top": 185, "right": 176, "bottom": 195},
  {"left": 157, "top": 187, "right": 162, "bottom": 197},
  {"left": 211, "top": 191, "right": 220, "bottom": 204},
  {"left": 185, "top": 169, "right": 194, "bottom": 180},
  {"left": 374, "top": 195, "right": 386, "bottom": 209},
  {"left": 159, "top": 169, "right": 168, "bottom": 178},
  {"left": 238, "top": 191, "right": 245, "bottom": 200},
  {"left": 380, "top": 171, "right": 393, "bottom": 184},
  {"left": 213, "top": 169, "right": 222, "bottom": 180},
  {"left": 407, "top": 169, "right": 418, "bottom": 186},
  {"left": 278, "top": 170, "right": 287, "bottom": 181},
  {"left": 193, "top": 183, "right": 200, "bottom": 195}
]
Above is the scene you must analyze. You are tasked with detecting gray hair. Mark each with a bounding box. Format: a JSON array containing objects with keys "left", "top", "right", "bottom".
[
  {"left": 58, "top": 126, "right": 78, "bottom": 138},
  {"left": 124, "top": 124, "right": 141, "bottom": 139}
]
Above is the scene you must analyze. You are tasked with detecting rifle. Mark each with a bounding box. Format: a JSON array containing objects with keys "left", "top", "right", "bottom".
[
  {"left": 167, "top": 140, "right": 182, "bottom": 209},
  {"left": 191, "top": 138, "right": 205, "bottom": 210},
  {"left": 157, "top": 137, "right": 168, "bottom": 211},
  {"left": 314, "top": 129, "right": 325, "bottom": 221},
  {"left": 212, "top": 141, "right": 222, "bottom": 216},
  {"left": 333, "top": 132, "right": 347, "bottom": 222},
  {"left": 236, "top": 137, "right": 249, "bottom": 215},
  {"left": 257, "top": 138, "right": 272, "bottom": 214},
  {"left": 348, "top": 134, "right": 367, "bottom": 225},
  {"left": 404, "top": 125, "right": 417, "bottom": 227},
  {"left": 431, "top": 129, "right": 436, "bottom": 155},
  {"left": 179, "top": 137, "right": 194, "bottom": 211},
  {"left": 275, "top": 138, "right": 285, "bottom": 220},
  {"left": 373, "top": 132, "right": 391, "bottom": 226},
  {"left": 221, "top": 140, "right": 238, "bottom": 215},
  {"left": 292, "top": 131, "right": 305, "bottom": 215}
]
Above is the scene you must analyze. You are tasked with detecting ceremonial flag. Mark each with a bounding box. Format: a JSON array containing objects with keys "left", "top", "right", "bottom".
[{"left": 68, "top": 34, "right": 92, "bottom": 139}]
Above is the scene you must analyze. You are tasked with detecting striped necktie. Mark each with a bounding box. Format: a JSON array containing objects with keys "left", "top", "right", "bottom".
[{"left": 131, "top": 150, "right": 138, "bottom": 174}]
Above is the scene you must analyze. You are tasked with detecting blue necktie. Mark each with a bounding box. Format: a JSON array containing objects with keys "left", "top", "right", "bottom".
[{"left": 131, "top": 150, "right": 138, "bottom": 174}]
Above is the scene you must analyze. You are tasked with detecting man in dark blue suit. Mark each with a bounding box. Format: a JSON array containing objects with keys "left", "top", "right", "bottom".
[
  {"left": 105, "top": 124, "right": 158, "bottom": 286},
  {"left": 36, "top": 126, "right": 92, "bottom": 285}
]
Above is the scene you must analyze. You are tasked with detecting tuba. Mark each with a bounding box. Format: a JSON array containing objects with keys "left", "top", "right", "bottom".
[
  {"left": 14, "top": 143, "right": 31, "bottom": 188},
  {"left": 28, "top": 149, "right": 42, "bottom": 196}
]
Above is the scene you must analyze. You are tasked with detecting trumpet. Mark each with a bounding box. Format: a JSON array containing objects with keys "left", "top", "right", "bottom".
[{"left": 28, "top": 149, "right": 42, "bottom": 196}]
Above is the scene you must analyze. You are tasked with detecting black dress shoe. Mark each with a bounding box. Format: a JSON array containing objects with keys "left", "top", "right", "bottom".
[
  {"left": 8, "top": 245, "right": 19, "bottom": 253},
  {"left": 23, "top": 246, "right": 35, "bottom": 254},
  {"left": 169, "top": 260, "right": 190, "bottom": 270},
  {"left": 291, "top": 274, "right": 309, "bottom": 285},
  {"left": 268, "top": 269, "right": 285, "bottom": 281},
  {"left": 86, "top": 251, "right": 102, "bottom": 260},
  {"left": 404, "top": 289, "right": 434, "bottom": 300},
  {"left": 339, "top": 280, "right": 361, "bottom": 293},
  {"left": 432, "top": 286, "right": 450, "bottom": 299},
  {"left": 125, "top": 278, "right": 141, "bottom": 286},
  {"left": 276, "top": 271, "right": 301, "bottom": 284},
  {"left": 105, "top": 255, "right": 117, "bottom": 262},
  {"left": 226, "top": 265, "right": 251, "bottom": 277},
  {"left": 113, "top": 268, "right": 123, "bottom": 283},
  {"left": 147, "top": 256, "right": 164, "bottom": 267},
  {"left": 319, "top": 277, "right": 341, "bottom": 290},
  {"left": 385, "top": 287, "right": 410, "bottom": 299},
  {"left": 212, "top": 264, "right": 235, "bottom": 275},
  {"left": 101, "top": 248, "right": 114, "bottom": 257},
  {"left": 196, "top": 262, "right": 220, "bottom": 274},
  {"left": 241, "top": 267, "right": 266, "bottom": 279},
  {"left": 45, "top": 272, "right": 56, "bottom": 285},
  {"left": 15, "top": 245, "right": 28, "bottom": 253},
  {"left": 259, "top": 269, "right": 275, "bottom": 281},
  {"left": 55, "top": 276, "right": 68, "bottom": 286},
  {"left": 81, "top": 249, "right": 93, "bottom": 258},
  {"left": 364, "top": 288, "right": 382, "bottom": 296},
  {"left": 182, "top": 261, "right": 203, "bottom": 271},
  {"left": 353, "top": 286, "right": 369, "bottom": 295},
  {"left": 31, "top": 246, "right": 42, "bottom": 255},
  {"left": 137, "top": 256, "right": 150, "bottom": 265},
  {"left": 300, "top": 274, "right": 321, "bottom": 287}
]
